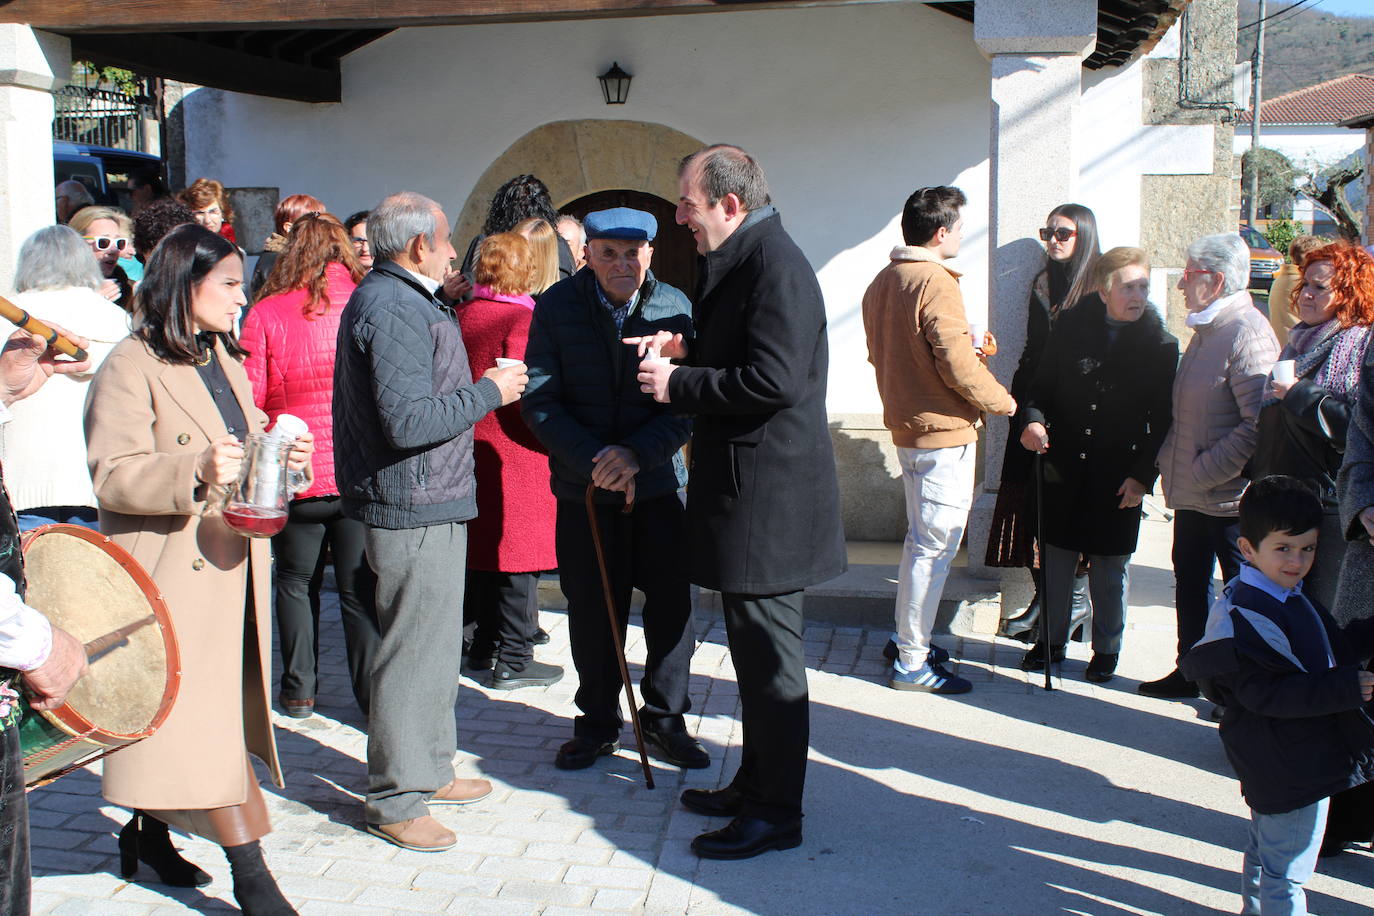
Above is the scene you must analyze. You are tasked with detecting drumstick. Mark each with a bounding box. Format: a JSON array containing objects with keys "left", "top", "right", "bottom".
[
  {"left": 0, "top": 294, "right": 89, "bottom": 361},
  {"left": 84, "top": 614, "right": 156, "bottom": 663}
]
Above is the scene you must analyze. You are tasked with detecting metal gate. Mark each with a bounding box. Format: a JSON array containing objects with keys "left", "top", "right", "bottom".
[{"left": 52, "top": 83, "right": 159, "bottom": 152}]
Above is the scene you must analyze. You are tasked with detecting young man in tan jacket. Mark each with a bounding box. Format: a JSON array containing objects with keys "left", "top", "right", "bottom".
[{"left": 863, "top": 186, "right": 1015, "bottom": 693}]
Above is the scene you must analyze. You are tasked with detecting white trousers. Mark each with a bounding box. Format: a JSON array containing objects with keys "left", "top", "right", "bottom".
[{"left": 893, "top": 443, "right": 975, "bottom": 669}]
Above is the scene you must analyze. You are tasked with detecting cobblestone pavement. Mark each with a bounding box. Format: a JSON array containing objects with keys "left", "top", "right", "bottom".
[{"left": 23, "top": 517, "right": 1374, "bottom": 914}]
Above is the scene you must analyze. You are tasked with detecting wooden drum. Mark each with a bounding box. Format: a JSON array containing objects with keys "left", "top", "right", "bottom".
[{"left": 17, "top": 524, "right": 180, "bottom": 788}]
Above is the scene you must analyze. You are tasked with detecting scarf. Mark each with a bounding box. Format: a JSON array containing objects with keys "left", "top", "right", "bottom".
[
  {"left": 1185, "top": 288, "right": 1251, "bottom": 328},
  {"left": 1264, "top": 318, "right": 1370, "bottom": 407}
]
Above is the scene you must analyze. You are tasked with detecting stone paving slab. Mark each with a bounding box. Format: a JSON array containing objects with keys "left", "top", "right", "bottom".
[{"left": 24, "top": 515, "right": 1374, "bottom": 914}]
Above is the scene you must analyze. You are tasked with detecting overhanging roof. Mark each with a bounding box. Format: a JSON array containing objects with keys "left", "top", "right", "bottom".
[{"left": 6, "top": 0, "right": 1190, "bottom": 103}]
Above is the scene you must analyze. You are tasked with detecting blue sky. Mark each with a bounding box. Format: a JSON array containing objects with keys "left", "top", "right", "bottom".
[{"left": 1316, "top": 0, "right": 1373, "bottom": 16}]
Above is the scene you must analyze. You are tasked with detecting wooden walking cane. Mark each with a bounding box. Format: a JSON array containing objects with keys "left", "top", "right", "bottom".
[
  {"left": 1034, "top": 452, "right": 1053, "bottom": 692},
  {"left": 584, "top": 483, "right": 655, "bottom": 789}
]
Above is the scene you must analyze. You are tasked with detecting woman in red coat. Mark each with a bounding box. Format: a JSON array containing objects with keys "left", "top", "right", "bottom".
[
  {"left": 240, "top": 213, "right": 380, "bottom": 718},
  {"left": 459, "top": 232, "right": 562, "bottom": 689}
]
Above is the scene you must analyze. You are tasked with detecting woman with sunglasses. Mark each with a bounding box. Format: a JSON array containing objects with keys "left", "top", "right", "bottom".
[
  {"left": 1248, "top": 241, "right": 1374, "bottom": 612},
  {"left": 68, "top": 205, "right": 135, "bottom": 310},
  {"left": 1145, "top": 233, "right": 1279, "bottom": 700},
  {"left": 986, "top": 204, "right": 1101, "bottom": 642},
  {"left": 84, "top": 223, "right": 312, "bottom": 915},
  {"left": 240, "top": 213, "right": 380, "bottom": 720}
]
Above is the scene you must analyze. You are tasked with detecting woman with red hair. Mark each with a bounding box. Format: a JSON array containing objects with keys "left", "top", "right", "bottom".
[
  {"left": 251, "top": 193, "right": 326, "bottom": 301},
  {"left": 457, "top": 232, "right": 562, "bottom": 689},
  {"left": 1249, "top": 240, "right": 1374, "bottom": 609},
  {"left": 1320, "top": 241, "right": 1374, "bottom": 857},
  {"left": 240, "top": 213, "right": 380, "bottom": 719},
  {"left": 178, "top": 178, "right": 236, "bottom": 243}
]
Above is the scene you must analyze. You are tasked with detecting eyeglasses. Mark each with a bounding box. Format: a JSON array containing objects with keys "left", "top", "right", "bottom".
[
  {"left": 84, "top": 236, "right": 129, "bottom": 252},
  {"left": 1039, "top": 227, "right": 1077, "bottom": 243},
  {"left": 1182, "top": 268, "right": 1216, "bottom": 281},
  {"left": 192, "top": 207, "right": 222, "bottom": 218},
  {"left": 350, "top": 237, "right": 370, "bottom": 248}
]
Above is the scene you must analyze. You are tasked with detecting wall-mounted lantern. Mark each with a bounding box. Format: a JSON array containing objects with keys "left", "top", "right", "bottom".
[{"left": 598, "top": 62, "right": 632, "bottom": 105}]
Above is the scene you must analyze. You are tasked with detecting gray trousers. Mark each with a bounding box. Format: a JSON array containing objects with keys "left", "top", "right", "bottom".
[
  {"left": 364, "top": 522, "right": 467, "bottom": 825},
  {"left": 1043, "top": 543, "right": 1130, "bottom": 653}
]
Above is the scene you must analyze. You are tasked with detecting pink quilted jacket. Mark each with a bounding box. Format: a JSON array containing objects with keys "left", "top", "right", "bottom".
[{"left": 240, "top": 262, "right": 358, "bottom": 500}]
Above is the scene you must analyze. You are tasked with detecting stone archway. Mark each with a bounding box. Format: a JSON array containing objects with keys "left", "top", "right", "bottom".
[{"left": 451, "top": 119, "right": 705, "bottom": 252}]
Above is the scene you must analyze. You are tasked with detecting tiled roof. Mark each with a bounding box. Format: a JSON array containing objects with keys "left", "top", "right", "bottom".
[{"left": 1239, "top": 73, "right": 1374, "bottom": 126}]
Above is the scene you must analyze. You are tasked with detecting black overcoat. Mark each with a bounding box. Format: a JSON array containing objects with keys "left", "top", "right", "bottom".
[
  {"left": 667, "top": 210, "right": 847, "bottom": 595},
  {"left": 1021, "top": 298, "right": 1178, "bottom": 556}
]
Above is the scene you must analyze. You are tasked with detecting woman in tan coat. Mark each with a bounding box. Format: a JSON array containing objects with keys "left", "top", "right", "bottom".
[{"left": 85, "top": 223, "right": 311, "bottom": 916}]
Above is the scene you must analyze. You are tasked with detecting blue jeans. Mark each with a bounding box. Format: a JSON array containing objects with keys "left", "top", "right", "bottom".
[
  {"left": 16, "top": 506, "right": 98, "bottom": 533},
  {"left": 1241, "top": 798, "right": 1328, "bottom": 915}
]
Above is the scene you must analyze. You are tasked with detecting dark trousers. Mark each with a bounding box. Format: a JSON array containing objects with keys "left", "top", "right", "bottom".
[
  {"left": 463, "top": 570, "right": 538, "bottom": 669},
  {"left": 0, "top": 724, "right": 29, "bottom": 915},
  {"left": 721, "top": 590, "right": 809, "bottom": 823},
  {"left": 556, "top": 494, "right": 694, "bottom": 739},
  {"left": 1172, "top": 509, "right": 1243, "bottom": 663},
  {"left": 272, "top": 495, "right": 381, "bottom": 712}
]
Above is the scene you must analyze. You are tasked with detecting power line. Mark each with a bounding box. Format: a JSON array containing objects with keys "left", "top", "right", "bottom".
[
  {"left": 1266, "top": 0, "right": 1328, "bottom": 29},
  {"left": 1239, "top": 0, "right": 1321, "bottom": 31}
]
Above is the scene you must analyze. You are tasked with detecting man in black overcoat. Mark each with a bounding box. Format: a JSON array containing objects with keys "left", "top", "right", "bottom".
[{"left": 634, "top": 144, "right": 847, "bottom": 860}]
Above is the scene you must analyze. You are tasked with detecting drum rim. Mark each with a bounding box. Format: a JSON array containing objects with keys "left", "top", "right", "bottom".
[{"left": 20, "top": 523, "right": 182, "bottom": 741}]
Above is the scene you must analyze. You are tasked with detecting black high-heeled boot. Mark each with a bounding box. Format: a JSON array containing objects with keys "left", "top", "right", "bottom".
[
  {"left": 1068, "top": 573, "right": 1092, "bottom": 642},
  {"left": 225, "top": 840, "right": 296, "bottom": 916},
  {"left": 118, "top": 811, "right": 211, "bottom": 887}
]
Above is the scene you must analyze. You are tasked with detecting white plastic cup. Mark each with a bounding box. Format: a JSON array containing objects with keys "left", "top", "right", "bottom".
[
  {"left": 495, "top": 357, "right": 524, "bottom": 369},
  {"left": 645, "top": 347, "right": 670, "bottom": 365},
  {"left": 1273, "top": 359, "right": 1296, "bottom": 385},
  {"left": 269, "top": 413, "right": 308, "bottom": 443},
  {"left": 969, "top": 322, "right": 987, "bottom": 349}
]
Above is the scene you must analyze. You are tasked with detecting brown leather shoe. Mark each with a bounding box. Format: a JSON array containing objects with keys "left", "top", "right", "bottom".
[
  {"left": 366, "top": 815, "right": 456, "bottom": 852},
  {"left": 430, "top": 777, "right": 493, "bottom": 806},
  {"left": 280, "top": 697, "right": 314, "bottom": 719}
]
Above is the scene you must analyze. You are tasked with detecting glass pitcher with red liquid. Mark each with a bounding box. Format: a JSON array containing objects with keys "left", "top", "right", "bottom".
[{"left": 221, "top": 433, "right": 291, "bottom": 538}]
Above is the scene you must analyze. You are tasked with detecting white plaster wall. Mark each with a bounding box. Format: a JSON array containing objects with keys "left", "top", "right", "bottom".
[
  {"left": 181, "top": 4, "right": 1215, "bottom": 414},
  {"left": 1234, "top": 125, "right": 1365, "bottom": 170}
]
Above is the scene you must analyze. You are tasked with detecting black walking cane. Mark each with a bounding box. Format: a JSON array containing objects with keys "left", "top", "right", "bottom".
[
  {"left": 1034, "top": 452, "right": 1054, "bottom": 692},
  {"left": 584, "top": 483, "right": 656, "bottom": 789}
]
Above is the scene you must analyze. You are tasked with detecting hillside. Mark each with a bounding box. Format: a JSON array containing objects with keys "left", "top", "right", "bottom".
[{"left": 1237, "top": 0, "right": 1374, "bottom": 98}]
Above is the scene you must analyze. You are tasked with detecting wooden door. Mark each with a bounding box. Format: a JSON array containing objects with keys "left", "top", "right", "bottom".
[{"left": 561, "top": 189, "right": 698, "bottom": 299}]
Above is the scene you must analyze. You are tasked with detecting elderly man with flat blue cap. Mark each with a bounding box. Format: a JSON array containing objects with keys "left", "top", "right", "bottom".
[{"left": 522, "top": 207, "right": 706, "bottom": 771}]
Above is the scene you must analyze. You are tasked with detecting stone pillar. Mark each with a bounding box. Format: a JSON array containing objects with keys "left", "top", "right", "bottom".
[
  {"left": 0, "top": 27, "right": 70, "bottom": 294},
  {"left": 966, "top": 1, "right": 1096, "bottom": 594}
]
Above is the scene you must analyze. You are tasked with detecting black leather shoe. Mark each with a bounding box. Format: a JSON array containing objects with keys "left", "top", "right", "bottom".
[
  {"left": 681, "top": 785, "right": 745, "bottom": 817},
  {"left": 1018, "top": 643, "right": 1065, "bottom": 672},
  {"left": 491, "top": 659, "right": 563, "bottom": 690},
  {"left": 691, "top": 816, "right": 803, "bottom": 860},
  {"left": 644, "top": 730, "right": 710, "bottom": 769},
  {"left": 1085, "top": 653, "right": 1118, "bottom": 683},
  {"left": 555, "top": 736, "right": 619, "bottom": 770},
  {"left": 1138, "top": 669, "right": 1199, "bottom": 699},
  {"left": 533, "top": 628, "right": 551, "bottom": 645}
]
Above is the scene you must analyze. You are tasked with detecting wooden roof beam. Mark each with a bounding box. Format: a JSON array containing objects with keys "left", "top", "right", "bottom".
[{"left": 0, "top": 0, "right": 866, "bottom": 33}]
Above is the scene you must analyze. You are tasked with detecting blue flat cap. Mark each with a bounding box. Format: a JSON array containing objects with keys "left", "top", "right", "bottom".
[{"left": 584, "top": 207, "right": 657, "bottom": 242}]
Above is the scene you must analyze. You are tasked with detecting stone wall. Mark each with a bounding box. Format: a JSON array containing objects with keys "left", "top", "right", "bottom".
[{"left": 1141, "top": 0, "right": 1239, "bottom": 339}]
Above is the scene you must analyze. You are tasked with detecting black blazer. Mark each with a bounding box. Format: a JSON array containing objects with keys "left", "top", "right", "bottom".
[{"left": 667, "top": 210, "right": 846, "bottom": 595}]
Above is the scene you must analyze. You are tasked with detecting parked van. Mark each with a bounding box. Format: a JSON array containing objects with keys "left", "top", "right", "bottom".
[{"left": 53, "top": 141, "right": 162, "bottom": 213}]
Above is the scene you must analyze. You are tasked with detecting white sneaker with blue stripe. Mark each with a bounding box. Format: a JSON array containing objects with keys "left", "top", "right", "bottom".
[{"left": 889, "top": 659, "right": 972, "bottom": 694}]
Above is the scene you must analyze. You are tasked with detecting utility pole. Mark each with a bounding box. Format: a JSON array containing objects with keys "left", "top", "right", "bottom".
[{"left": 1248, "top": 0, "right": 1266, "bottom": 224}]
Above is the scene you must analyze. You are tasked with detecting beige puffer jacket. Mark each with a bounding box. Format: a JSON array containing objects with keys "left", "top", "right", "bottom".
[{"left": 1157, "top": 292, "right": 1279, "bottom": 516}]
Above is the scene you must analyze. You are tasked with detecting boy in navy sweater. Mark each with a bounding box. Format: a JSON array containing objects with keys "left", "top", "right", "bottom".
[{"left": 1182, "top": 475, "right": 1374, "bottom": 916}]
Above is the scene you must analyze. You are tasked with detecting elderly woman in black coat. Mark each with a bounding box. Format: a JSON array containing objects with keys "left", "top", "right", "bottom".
[{"left": 1018, "top": 247, "right": 1179, "bottom": 682}]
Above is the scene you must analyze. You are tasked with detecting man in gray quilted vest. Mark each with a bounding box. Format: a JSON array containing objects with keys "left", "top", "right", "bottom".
[{"left": 333, "top": 191, "right": 527, "bottom": 852}]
